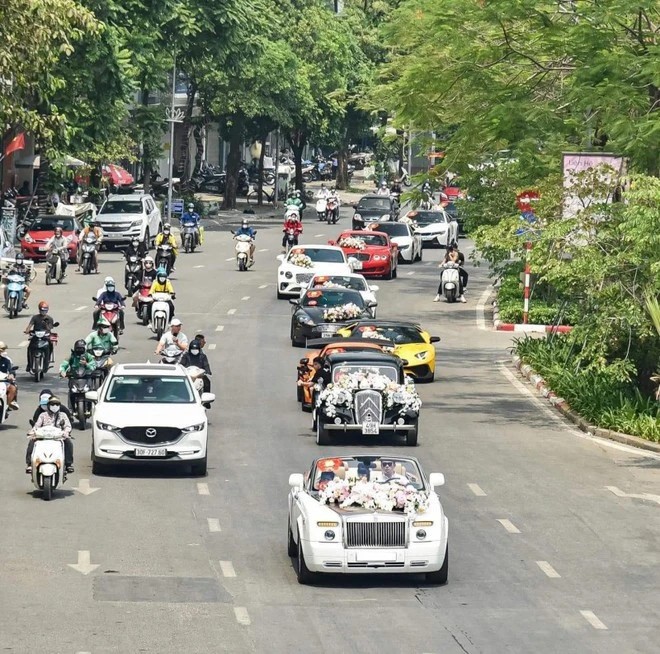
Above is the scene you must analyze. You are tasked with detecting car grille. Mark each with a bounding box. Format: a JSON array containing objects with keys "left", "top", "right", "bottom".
[
  {"left": 345, "top": 521, "right": 406, "bottom": 548},
  {"left": 102, "top": 223, "right": 133, "bottom": 233},
  {"left": 296, "top": 273, "right": 314, "bottom": 283},
  {"left": 119, "top": 426, "right": 182, "bottom": 445},
  {"left": 355, "top": 253, "right": 370, "bottom": 261},
  {"left": 354, "top": 389, "right": 382, "bottom": 423}
]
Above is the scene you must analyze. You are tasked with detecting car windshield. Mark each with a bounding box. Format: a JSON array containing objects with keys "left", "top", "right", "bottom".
[
  {"left": 344, "top": 233, "right": 387, "bottom": 246},
  {"left": 29, "top": 217, "right": 75, "bottom": 232},
  {"left": 332, "top": 364, "right": 398, "bottom": 383},
  {"left": 104, "top": 375, "right": 195, "bottom": 403},
  {"left": 443, "top": 202, "right": 458, "bottom": 218},
  {"left": 350, "top": 324, "right": 426, "bottom": 344},
  {"left": 100, "top": 200, "right": 143, "bottom": 214},
  {"left": 311, "top": 456, "right": 424, "bottom": 491},
  {"left": 358, "top": 197, "right": 390, "bottom": 211},
  {"left": 410, "top": 211, "right": 448, "bottom": 226},
  {"left": 312, "top": 275, "right": 367, "bottom": 291},
  {"left": 288, "top": 247, "right": 345, "bottom": 263},
  {"left": 370, "top": 223, "right": 408, "bottom": 237},
  {"left": 301, "top": 289, "right": 365, "bottom": 308}
]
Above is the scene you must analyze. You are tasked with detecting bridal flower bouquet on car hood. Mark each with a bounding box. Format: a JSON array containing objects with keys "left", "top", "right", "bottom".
[{"left": 322, "top": 303, "right": 364, "bottom": 322}]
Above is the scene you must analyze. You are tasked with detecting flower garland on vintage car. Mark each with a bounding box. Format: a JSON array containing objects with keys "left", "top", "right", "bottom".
[
  {"left": 317, "top": 370, "right": 422, "bottom": 417},
  {"left": 322, "top": 303, "right": 364, "bottom": 322},
  {"left": 320, "top": 477, "right": 429, "bottom": 514},
  {"left": 289, "top": 252, "right": 314, "bottom": 268},
  {"left": 338, "top": 236, "right": 366, "bottom": 250}
]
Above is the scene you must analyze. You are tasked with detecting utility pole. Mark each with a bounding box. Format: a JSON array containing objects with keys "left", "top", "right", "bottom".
[{"left": 165, "top": 55, "right": 183, "bottom": 223}]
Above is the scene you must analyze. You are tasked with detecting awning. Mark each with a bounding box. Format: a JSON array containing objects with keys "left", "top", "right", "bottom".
[{"left": 14, "top": 154, "right": 87, "bottom": 168}]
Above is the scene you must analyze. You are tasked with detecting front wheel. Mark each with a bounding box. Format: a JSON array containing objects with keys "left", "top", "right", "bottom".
[
  {"left": 141, "top": 305, "right": 149, "bottom": 326},
  {"left": 296, "top": 539, "right": 317, "bottom": 585},
  {"left": 41, "top": 475, "right": 53, "bottom": 501},
  {"left": 287, "top": 523, "right": 297, "bottom": 557},
  {"left": 316, "top": 421, "right": 330, "bottom": 445},
  {"left": 405, "top": 419, "right": 419, "bottom": 446},
  {"left": 77, "top": 399, "right": 87, "bottom": 430},
  {"left": 238, "top": 257, "right": 247, "bottom": 272},
  {"left": 426, "top": 544, "right": 448, "bottom": 584}
]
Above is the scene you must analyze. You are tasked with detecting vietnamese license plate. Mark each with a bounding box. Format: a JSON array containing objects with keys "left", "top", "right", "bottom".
[
  {"left": 321, "top": 331, "right": 334, "bottom": 338},
  {"left": 362, "top": 421, "right": 380, "bottom": 435},
  {"left": 39, "top": 246, "right": 48, "bottom": 252},
  {"left": 352, "top": 260, "right": 363, "bottom": 270},
  {"left": 134, "top": 448, "right": 167, "bottom": 457}
]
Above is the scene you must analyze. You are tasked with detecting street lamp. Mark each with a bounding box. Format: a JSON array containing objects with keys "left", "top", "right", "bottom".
[{"left": 165, "top": 57, "right": 183, "bottom": 223}]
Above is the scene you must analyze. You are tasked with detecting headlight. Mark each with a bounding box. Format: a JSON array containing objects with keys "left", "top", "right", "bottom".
[
  {"left": 298, "top": 315, "right": 314, "bottom": 325},
  {"left": 285, "top": 271, "right": 293, "bottom": 279},
  {"left": 25, "top": 234, "right": 34, "bottom": 243},
  {"left": 414, "top": 351, "right": 427, "bottom": 360},
  {"left": 182, "top": 422, "right": 205, "bottom": 433},
  {"left": 354, "top": 213, "right": 362, "bottom": 220},
  {"left": 96, "top": 421, "right": 118, "bottom": 432},
  {"left": 131, "top": 220, "right": 142, "bottom": 228},
  {"left": 324, "top": 530, "right": 336, "bottom": 541},
  {"left": 381, "top": 214, "right": 390, "bottom": 220},
  {"left": 415, "top": 529, "right": 427, "bottom": 540}
]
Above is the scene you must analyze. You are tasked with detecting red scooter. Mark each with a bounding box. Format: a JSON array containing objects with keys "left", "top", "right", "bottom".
[{"left": 135, "top": 282, "right": 153, "bottom": 326}]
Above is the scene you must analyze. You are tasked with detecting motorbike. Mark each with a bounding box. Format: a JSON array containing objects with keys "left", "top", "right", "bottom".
[
  {"left": 301, "top": 164, "right": 316, "bottom": 184},
  {"left": 315, "top": 198, "right": 327, "bottom": 220},
  {"left": 98, "top": 300, "right": 122, "bottom": 340},
  {"left": 439, "top": 264, "right": 461, "bottom": 303},
  {"left": 67, "top": 368, "right": 94, "bottom": 429},
  {"left": 29, "top": 425, "right": 68, "bottom": 501},
  {"left": 124, "top": 254, "right": 142, "bottom": 295},
  {"left": 284, "top": 228, "right": 299, "bottom": 253},
  {"left": 233, "top": 233, "right": 254, "bottom": 272},
  {"left": 155, "top": 243, "right": 174, "bottom": 275},
  {"left": 88, "top": 346, "right": 115, "bottom": 389},
  {"left": 80, "top": 233, "right": 98, "bottom": 275},
  {"left": 399, "top": 167, "right": 412, "bottom": 187},
  {"left": 182, "top": 224, "right": 199, "bottom": 253},
  {"left": 5, "top": 272, "right": 27, "bottom": 318},
  {"left": 27, "top": 324, "right": 59, "bottom": 382},
  {"left": 0, "top": 367, "right": 18, "bottom": 425},
  {"left": 326, "top": 196, "right": 339, "bottom": 224},
  {"left": 185, "top": 365, "right": 209, "bottom": 394},
  {"left": 136, "top": 281, "right": 153, "bottom": 326},
  {"left": 160, "top": 343, "right": 183, "bottom": 365},
  {"left": 45, "top": 248, "right": 65, "bottom": 285},
  {"left": 150, "top": 292, "right": 173, "bottom": 340}
]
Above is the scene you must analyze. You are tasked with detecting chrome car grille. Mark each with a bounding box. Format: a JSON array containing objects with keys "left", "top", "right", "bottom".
[
  {"left": 354, "top": 389, "right": 382, "bottom": 423},
  {"left": 355, "top": 253, "right": 370, "bottom": 261},
  {"left": 296, "top": 273, "right": 314, "bottom": 283},
  {"left": 102, "top": 223, "right": 133, "bottom": 232},
  {"left": 345, "top": 521, "right": 406, "bottom": 548},
  {"left": 119, "top": 426, "right": 182, "bottom": 445}
]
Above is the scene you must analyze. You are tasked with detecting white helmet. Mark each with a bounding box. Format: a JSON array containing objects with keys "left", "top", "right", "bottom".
[{"left": 104, "top": 276, "right": 115, "bottom": 286}]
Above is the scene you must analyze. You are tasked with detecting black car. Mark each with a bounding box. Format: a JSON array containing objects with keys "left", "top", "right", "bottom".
[
  {"left": 313, "top": 350, "right": 420, "bottom": 446},
  {"left": 352, "top": 194, "right": 398, "bottom": 229},
  {"left": 443, "top": 201, "right": 464, "bottom": 235},
  {"left": 289, "top": 288, "right": 375, "bottom": 348}
]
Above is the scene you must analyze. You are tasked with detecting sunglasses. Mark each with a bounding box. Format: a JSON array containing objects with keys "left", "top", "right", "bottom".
[{"left": 382, "top": 461, "right": 395, "bottom": 467}]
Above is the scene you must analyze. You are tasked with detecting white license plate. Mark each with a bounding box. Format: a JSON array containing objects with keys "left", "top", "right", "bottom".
[
  {"left": 352, "top": 261, "right": 363, "bottom": 270},
  {"left": 134, "top": 448, "right": 167, "bottom": 457},
  {"left": 321, "top": 332, "right": 334, "bottom": 338},
  {"left": 362, "top": 421, "right": 380, "bottom": 435},
  {"left": 39, "top": 246, "right": 48, "bottom": 252}
]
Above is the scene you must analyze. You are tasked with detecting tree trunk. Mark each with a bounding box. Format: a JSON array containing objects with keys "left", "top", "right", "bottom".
[
  {"left": 288, "top": 130, "right": 307, "bottom": 193},
  {"left": 176, "top": 83, "right": 197, "bottom": 180},
  {"left": 192, "top": 123, "right": 205, "bottom": 177},
  {"left": 257, "top": 129, "right": 268, "bottom": 206},
  {"left": 336, "top": 146, "right": 349, "bottom": 191},
  {"left": 36, "top": 155, "right": 50, "bottom": 212},
  {"left": 140, "top": 86, "right": 152, "bottom": 195},
  {"left": 222, "top": 115, "right": 243, "bottom": 210}
]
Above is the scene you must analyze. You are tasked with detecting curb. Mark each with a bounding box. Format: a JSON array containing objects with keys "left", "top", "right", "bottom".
[
  {"left": 511, "top": 354, "right": 660, "bottom": 454},
  {"left": 492, "top": 300, "right": 573, "bottom": 333}
]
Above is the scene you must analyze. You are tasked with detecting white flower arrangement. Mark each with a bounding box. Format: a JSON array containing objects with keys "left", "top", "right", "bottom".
[
  {"left": 289, "top": 253, "right": 314, "bottom": 268},
  {"left": 323, "top": 303, "right": 364, "bottom": 322},
  {"left": 317, "top": 370, "right": 422, "bottom": 417},
  {"left": 320, "top": 477, "right": 429, "bottom": 514},
  {"left": 321, "top": 281, "right": 345, "bottom": 289},
  {"left": 338, "top": 236, "right": 366, "bottom": 250}
]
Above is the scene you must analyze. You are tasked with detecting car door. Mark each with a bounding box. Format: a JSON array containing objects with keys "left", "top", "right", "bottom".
[{"left": 144, "top": 197, "right": 159, "bottom": 235}]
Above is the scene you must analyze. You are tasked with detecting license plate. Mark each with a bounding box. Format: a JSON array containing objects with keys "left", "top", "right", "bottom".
[
  {"left": 134, "top": 448, "right": 167, "bottom": 457},
  {"left": 362, "top": 421, "right": 380, "bottom": 435},
  {"left": 321, "top": 332, "right": 334, "bottom": 338},
  {"left": 352, "top": 261, "right": 363, "bottom": 269},
  {"left": 39, "top": 246, "right": 48, "bottom": 252}
]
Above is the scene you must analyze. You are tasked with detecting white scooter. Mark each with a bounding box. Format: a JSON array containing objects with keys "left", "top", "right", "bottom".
[
  {"left": 160, "top": 343, "right": 184, "bottom": 365},
  {"left": 0, "top": 370, "right": 13, "bottom": 424},
  {"left": 186, "top": 365, "right": 207, "bottom": 393},
  {"left": 315, "top": 198, "right": 327, "bottom": 220},
  {"left": 234, "top": 233, "right": 254, "bottom": 271},
  {"left": 150, "top": 292, "right": 173, "bottom": 340},
  {"left": 439, "top": 263, "right": 460, "bottom": 302},
  {"left": 30, "top": 425, "right": 68, "bottom": 501}
]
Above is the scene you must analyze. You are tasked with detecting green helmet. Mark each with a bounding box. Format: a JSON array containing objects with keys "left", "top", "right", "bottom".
[{"left": 97, "top": 317, "right": 111, "bottom": 328}]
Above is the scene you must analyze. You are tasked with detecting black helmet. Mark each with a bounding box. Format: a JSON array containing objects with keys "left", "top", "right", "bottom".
[
  {"left": 73, "top": 339, "right": 86, "bottom": 355},
  {"left": 15, "top": 252, "right": 24, "bottom": 263}
]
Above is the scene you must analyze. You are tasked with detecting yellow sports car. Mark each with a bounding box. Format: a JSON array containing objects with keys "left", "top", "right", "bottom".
[{"left": 336, "top": 320, "right": 440, "bottom": 382}]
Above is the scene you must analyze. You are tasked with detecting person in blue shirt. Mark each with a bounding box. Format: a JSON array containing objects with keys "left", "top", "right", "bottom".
[
  {"left": 93, "top": 276, "right": 126, "bottom": 333},
  {"left": 181, "top": 203, "right": 203, "bottom": 246},
  {"left": 233, "top": 219, "right": 256, "bottom": 264}
]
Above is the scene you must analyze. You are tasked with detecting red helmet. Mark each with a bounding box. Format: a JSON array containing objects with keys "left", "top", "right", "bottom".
[{"left": 38, "top": 301, "right": 49, "bottom": 312}]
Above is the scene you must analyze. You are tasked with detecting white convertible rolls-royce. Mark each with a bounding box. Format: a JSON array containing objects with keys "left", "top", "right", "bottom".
[
  {"left": 276, "top": 245, "right": 355, "bottom": 299},
  {"left": 287, "top": 455, "right": 448, "bottom": 585}
]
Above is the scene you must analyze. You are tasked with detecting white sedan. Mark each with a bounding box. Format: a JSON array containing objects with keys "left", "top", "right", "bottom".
[
  {"left": 288, "top": 454, "right": 449, "bottom": 585},
  {"left": 368, "top": 221, "right": 423, "bottom": 263},
  {"left": 302, "top": 272, "right": 379, "bottom": 317},
  {"left": 406, "top": 209, "right": 459, "bottom": 248},
  {"left": 276, "top": 244, "right": 355, "bottom": 299}
]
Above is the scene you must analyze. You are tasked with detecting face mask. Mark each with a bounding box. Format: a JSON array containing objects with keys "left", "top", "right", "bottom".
[
  {"left": 49, "top": 405, "right": 60, "bottom": 413},
  {"left": 158, "top": 278, "right": 165, "bottom": 284},
  {"left": 190, "top": 349, "right": 199, "bottom": 356},
  {"left": 100, "top": 328, "right": 110, "bottom": 335},
  {"left": 39, "top": 396, "right": 50, "bottom": 406},
  {"left": 107, "top": 286, "right": 115, "bottom": 292}
]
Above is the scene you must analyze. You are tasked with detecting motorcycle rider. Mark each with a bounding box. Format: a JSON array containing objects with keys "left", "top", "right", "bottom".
[
  {"left": 181, "top": 203, "right": 203, "bottom": 246},
  {"left": 31, "top": 388, "right": 73, "bottom": 425},
  {"left": 59, "top": 339, "right": 97, "bottom": 378},
  {"left": 132, "top": 255, "right": 158, "bottom": 310},
  {"left": 45, "top": 226, "right": 70, "bottom": 277},
  {"left": 155, "top": 318, "right": 188, "bottom": 356},
  {"left": 233, "top": 219, "right": 256, "bottom": 265},
  {"left": 93, "top": 276, "right": 126, "bottom": 333},
  {"left": 376, "top": 180, "right": 390, "bottom": 196},
  {"left": 79, "top": 220, "right": 103, "bottom": 273},
  {"left": 0, "top": 341, "right": 19, "bottom": 409},
  {"left": 326, "top": 187, "right": 340, "bottom": 222},
  {"left": 155, "top": 223, "right": 178, "bottom": 271},
  {"left": 281, "top": 212, "right": 303, "bottom": 252},
  {"left": 3, "top": 252, "right": 32, "bottom": 308},
  {"left": 123, "top": 235, "right": 147, "bottom": 260},
  {"left": 434, "top": 248, "right": 467, "bottom": 303},
  {"left": 180, "top": 339, "right": 212, "bottom": 393},
  {"left": 316, "top": 184, "right": 331, "bottom": 200},
  {"left": 84, "top": 316, "right": 118, "bottom": 354},
  {"left": 148, "top": 268, "right": 176, "bottom": 319},
  {"left": 26, "top": 395, "right": 74, "bottom": 474},
  {"left": 286, "top": 190, "right": 305, "bottom": 220},
  {"left": 24, "top": 301, "right": 57, "bottom": 371}
]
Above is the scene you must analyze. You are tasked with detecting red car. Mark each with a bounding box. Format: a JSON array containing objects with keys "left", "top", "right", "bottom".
[
  {"left": 329, "top": 230, "right": 398, "bottom": 279},
  {"left": 21, "top": 214, "right": 80, "bottom": 262}
]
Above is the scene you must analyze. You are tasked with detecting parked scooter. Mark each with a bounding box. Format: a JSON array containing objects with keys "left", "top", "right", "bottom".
[
  {"left": 233, "top": 234, "right": 254, "bottom": 272},
  {"left": 27, "top": 324, "right": 59, "bottom": 382},
  {"left": 439, "top": 263, "right": 460, "bottom": 302},
  {"left": 45, "top": 247, "right": 65, "bottom": 285},
  {"left": 29, "top": 425, "right": 68, "bottom": 501},
  {"left": 79, "top": 233, "right": 98, "bottom": 275},
  {"left": 67, "top": 368, "right": 94, "bottom": 429},
  {"left": 155, "top": 243, "right": 174, "bottom": 275},
  {"left": 150, "top": 292, "right": 173, "bottom": 340},
  {"left": 5, "top": 272, "right": 28, "bottom": 318}
]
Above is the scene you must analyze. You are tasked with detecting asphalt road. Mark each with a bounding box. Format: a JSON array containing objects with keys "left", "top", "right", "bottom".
[{"left": 0, "top": 205, "right": 659, "bottom": 654}]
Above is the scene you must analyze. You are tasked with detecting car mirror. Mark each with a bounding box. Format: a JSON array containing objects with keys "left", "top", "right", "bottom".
[
  {"left": 53, "top": 322, "right": 60, "bottom": 328},
  {"left": 201, "top": 392, "right": 215, "bottom": 404},
  {"left": 430, "top": 336, "right": 441, "bottom": 343},
  {"left": 289, "top": 473, "right": 304, "bottom": 489},
  {"left": 299, "top": 358, "right": 309, "bottom": 365},
  {"left": 92, "top": 296, "right": 97, "bottom": 302},
  {"left": 369, "top": 285, "right": 379, "bottom": 292},
  {"left": 85, "top": 390, "right": 99, "bottom": 402},
  {"left": 289, "top": 298, "right": 299, "bottom": 306},
  {"left": 276, "top": 254, "right": 285, "bottom": 262},
  {"left": 428, "top": 472, "right": 445, "bottom": 488},
  {"left": 10, "top": 365, "right": 19, "bottom": 372},
  {"left": 327, "top": 240, "right": 336, "bottom": 246},
  {"left": 352, "top": 203, "right": 357, "bottom": 209},
  {"left": 367, "top": 301, "right": 377, "bottom": 308},
  {"left": 400, "top": 359, "right": 409, "bottom": 366}
]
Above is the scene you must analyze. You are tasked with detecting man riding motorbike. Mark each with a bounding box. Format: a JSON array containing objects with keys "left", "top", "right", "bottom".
[
  {"left": 78, "top": 220, "right": 103, "bottom": 273},
  {"left": 26, "top": 396, "right": 73, "bottom": 474},
  {"left": 285, "top": 190, "right": 305, "bottom": 220},
  {"left": 131, "top": 256, "right": 158, "bottom": 310},
  {"left": 233, "top": 219, "right": 256, "bottom": 265},
  {"left": 0, "top": 341, "right": 19, "bottom": 410},
  {"left": 3, "top": 252, "right": 32, "bottom": 308},
  {"left": 376, "top": 180, "right": 390, "bottom": 196},
  {"left": 155, "top": 223, "right": 178, "bottom": 271},
  {"left": 148, "top": 268, "right": 176, "bottom": 319},
  {"left": 181, "top": 203, "right": 203, "bottom": 246},
  {"left": 180, "top": 339, "right": 212, "bottom": 394},
  {"left": 45, "top": 226, "right": 70, "bottom": 276},
  {"left": 24, "top": 301, "right": 57, "bottom": 371},
  {"left": 85, "top": 316, "right": 118, "bottom": 353},
  {"left": 123, "top": 235, "right": 147, "bottom": 260},
  {"left": 93, "top": 276, "right": 126, "bottom": 334},
  {"left": 59, "top": 339, "right": 97, "bottom": 378},
  {"left": 281, "top": 213, "right": 303, "bottom": 252}
]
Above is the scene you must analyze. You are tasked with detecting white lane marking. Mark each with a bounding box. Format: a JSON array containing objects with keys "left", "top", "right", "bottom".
[
  {"left": 476, "top": 288, "right": 491, "bottom": 331},
  {"left": 258, "top": 248, "right": 269, "bottom": 252},
  {"left": 259, "top": 284, "right": 268, "bottom": 289},
  {"left": 197, "top": 483, "right": 210, "bottom": 496},
  {"left": 467, "top": 483, "right": 487, "bottom": 497},
  {"left": 193, "top": 265, "right": 205, "bottom": 269},
  {"left": 68, "top": 550, "right": 99, "bottom": 575},
  {"left": 497, "top": 519, "right": 521, "bottom": 534},
  {"left": 234, "top": 607, "right": 251, "bottom": 626},
  {"left": 225, "top": 257, "right": 234, "bottom": 261},
  {"left": 606, "top": 486, "right": 660, "bottom": 505},
  {"left": 208, "top": 344, "right": 217, "bottom": 350},
  {"left": 499, "top": 364, "right": 660, "bottom": 461},
  {"left": 215, "top": 325, "right": 224, "bottom": 332},
  {"left": 425, "top": 261, "right": 433, "bottom": 266},
  {"left": 227, "top": 309, "right": 236, "bottom": 315},
  {"left": 536, "top": 561, "right": 561, "bottom": 578},
  {"left": 18, "top": 340, "right": 29, "bottom": 347},
  {"left": 580, "top": 610, "right": 608, "bottom": 630},
  {"left": 207, "top": 518, "right": 221, "bottom": 533},
  {"left": 219, "top": 560, "right": 236, "bottom": 577},
  {"left": 406, "top": 271, "right": 415, "bottom": 276},
  {"left": 74, "top": 305, "right": 87, "bottom": 311},
  {"left": 73, "top": 479, "right": 100, "bottom": 495},
  {"left": 241, "top": 296, "right": 250, "bottom": 301},
  {"left": 314, "top": 234, "right": 324, "bottom": 237}
]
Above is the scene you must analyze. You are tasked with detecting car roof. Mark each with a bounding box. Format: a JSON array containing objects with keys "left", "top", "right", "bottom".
[
  {"left": 105, "top": 194, "right": 149, "bottom": 201},
  {"left": 344, "top": 319, "right": 423, "bottom": 330},
  {"left": 294, "top": 243, "right": 342, "bottom": 251},
  {"left": 310, "top": 272, "right": 366, "bottom": 280},
  {"left": 325, "top": 351, "right": 402, "bottom": 365},
  {"left": 111, "top": 363, "right": 185, "bottom": 377}
]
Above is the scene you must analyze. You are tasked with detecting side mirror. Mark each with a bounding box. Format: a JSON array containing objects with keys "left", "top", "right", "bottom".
[
  {"left": 327, "top": 240, "right": 336, "bottom": 246},
  {"left": 85, "top": 390, "right": 99, "bottom": 402},
  {"left": 92, "top": 296, "right": 97, "bottom": 302},
  {"left": 400, "top": 359, "right": 409, "bottom": 366},
  {"left": 289, "top": 473, "right": 304, "bottom": 489},
  {"left": 428, "top": 472, "right": 445, "bottom": 488},
  {"left": 430, "top": 336, "right": 441, "bottom": 343},
  {"left": 201, "top": 392, "right": 215, "bottom": 404},
  {"left": 10, "top": 365, "right": 19, "bottom": 372},
  {"left": 53, "top": 322, "right": 60, "bottom": 327},
  {"left": 289, "top": 298, "right": 299, "bottom": 306},
  {"left": 369, "top": 285, "right": 379, "bottom": 292},
  {"left": 276, "top": 254, "right": 285, "bottom": 262},
  {"left": 352, "top": 203, "right": 358, "bottom": 209},
  {"left": 299, "top": 358, "right": 309, "bottom": 365},
  {"left": 367, "top": 301, "right": 377, "bottom": 308}
]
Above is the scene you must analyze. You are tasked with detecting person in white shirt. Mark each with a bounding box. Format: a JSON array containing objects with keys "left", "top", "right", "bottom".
[{"left": 154, "top": 318, "right": 188, "bottom": 355}]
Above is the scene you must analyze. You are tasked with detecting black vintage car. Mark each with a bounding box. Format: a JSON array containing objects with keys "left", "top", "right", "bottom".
[
  {"left": 352, "top": 194, "right": 398, "bottom": 230},
  {"left": 289, "top": 288, "right": 375, "bottom": 348},
  {"left": 312, "top": 351, "right": 421, "bottom": 447}
]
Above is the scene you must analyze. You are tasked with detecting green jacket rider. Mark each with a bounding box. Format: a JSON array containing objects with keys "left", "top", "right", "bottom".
[{"left": 60, "top": 339, "right": 97, "bottom": 376}]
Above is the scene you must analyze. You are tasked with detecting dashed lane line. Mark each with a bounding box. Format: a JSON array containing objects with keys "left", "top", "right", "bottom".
[
  {"left": 219, "top": 561, "right": 236, "bottom": 577},
  {"left": 225, "top": 257, "right": 234, "bottom": 261},
  {"left": 606, "top": 485, "right": 660, "bottom": 505},
  {"left": 207, "top": 344, "right": 217, "bottom": 350},
  {"left": 314, "top": 234, "right": 324, "bottom": 237},
  {"left": 207, "top": 518, "right": 221, "bottom": 533},
  {"left": 197, "top": 483, "right": 210, "bottom": 496},
  {"left": 497, "top": 519, "right": 521, "bottom": 534},
  {"left": 227, "top": 309, "right": 236, "bottom": 315},
  {"left": 234, "top": 607, "right": 251, "bottom": 626},
  {"left": 75, "top": 305, "right": 87, "bottom": 311},
  {"left": 215, "top": 325, "right": 224, "bottom": 332},
  {"left": 259, "top": 284, "right": 268, "bottom": 289},
  {"left": 241, "top": 296, "right": 250, "bottom": 301},
  {"left": 406, "top": 271, "right": 415, "bottom": 276},
  {"left": 258, "top": 248, "right": 269, "bottom": 252},
  {"left": 580, "top": 610, "right": 608, "bottom": 630},
  {"left": 193, "top": 265, "right": 205, "bottom": 268},
  {"left": 467, "top": 483, "right": 487, "bottom": 497},
  {"left": 536, "top": 561, "right": 561, "bottom": 578}
]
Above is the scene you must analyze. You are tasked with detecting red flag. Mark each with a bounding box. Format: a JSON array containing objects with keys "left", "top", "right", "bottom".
[{"left": 4, "top": 133, "right": 26, "bottom": 157}]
